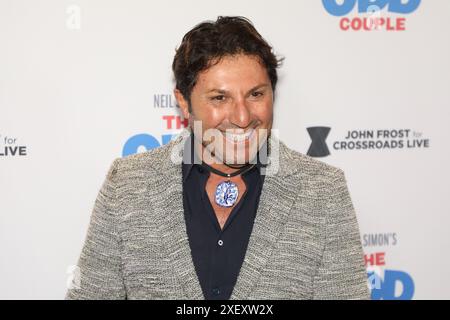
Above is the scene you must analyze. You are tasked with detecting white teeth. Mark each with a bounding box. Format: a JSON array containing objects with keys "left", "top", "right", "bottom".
[{"left": 224, "top": 129, "right": 255, "bottom": 143}]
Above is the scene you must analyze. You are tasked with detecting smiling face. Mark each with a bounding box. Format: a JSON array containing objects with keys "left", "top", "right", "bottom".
[{"left": 174, "top": 53, "right": 274, "bottom": 168}]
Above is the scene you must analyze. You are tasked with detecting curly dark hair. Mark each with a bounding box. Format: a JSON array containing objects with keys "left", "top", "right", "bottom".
[{"left": 172, "top": 16, "right": 284, "bottom": 111}]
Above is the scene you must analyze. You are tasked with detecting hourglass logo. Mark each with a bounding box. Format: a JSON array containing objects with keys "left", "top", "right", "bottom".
[{"left": 307, "top": 127, "right": 331, "bottom": 158}]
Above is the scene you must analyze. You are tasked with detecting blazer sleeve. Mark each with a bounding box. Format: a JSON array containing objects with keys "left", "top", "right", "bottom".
[
  {"left": 65, "top": 158, "right": 127, "bottom": 300},
  {"left": 312, "top": 169, "right": 370, "bottom": 300}
]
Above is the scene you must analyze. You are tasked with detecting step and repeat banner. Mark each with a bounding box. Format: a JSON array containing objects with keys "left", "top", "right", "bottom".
[{"left": 1, "top": 0, "right": 449, "bottom": 299}]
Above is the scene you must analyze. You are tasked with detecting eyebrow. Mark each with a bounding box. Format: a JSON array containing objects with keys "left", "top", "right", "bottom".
[{"left": 206, "top": 83, "right": 270, "bottom": 95}]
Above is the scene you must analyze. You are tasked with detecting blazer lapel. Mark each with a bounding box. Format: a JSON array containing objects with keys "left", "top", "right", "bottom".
[
  {"left": 229, "top": 163, "right": 300, "bottom": 299},
  {"left": 158, "top": 171, "right": 205, "bottom": 299},
  {"left": 155, "top": 129, "right": 204, "bottom": 299}
]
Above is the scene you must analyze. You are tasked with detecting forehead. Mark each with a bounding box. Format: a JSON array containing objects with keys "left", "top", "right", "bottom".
[{"left": 195, "top": 54, "right": 269, "bottom": 89}]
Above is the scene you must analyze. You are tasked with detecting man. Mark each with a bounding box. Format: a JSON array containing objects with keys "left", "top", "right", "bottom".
[{"left": 66, "top": 16, "right": 369, "bottom": 300}]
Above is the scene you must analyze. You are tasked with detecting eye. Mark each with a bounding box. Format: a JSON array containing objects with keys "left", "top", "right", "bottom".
[
  {"left": 212, "top": 95, "right": 225, "bottom": 101},
  {"left": 251, "top": 91, "right": 263, "bottom": 97}
]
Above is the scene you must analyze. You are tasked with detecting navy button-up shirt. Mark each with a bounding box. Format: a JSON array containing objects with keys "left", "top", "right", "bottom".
[{"left": 181, "top": 132, "right": 266, "bottom": 300}]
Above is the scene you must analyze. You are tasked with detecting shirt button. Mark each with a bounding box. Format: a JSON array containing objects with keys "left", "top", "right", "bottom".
[
  {"left": 218, "top": 239, "right": 224, "bottom": 246},
  {"left": 212, "top": 287, "right": 221, "bottom": 296}
]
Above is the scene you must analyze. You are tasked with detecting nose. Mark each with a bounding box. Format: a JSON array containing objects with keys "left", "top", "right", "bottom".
[{"left": 229, "top": 97, "right": 251, "bottom": 128}]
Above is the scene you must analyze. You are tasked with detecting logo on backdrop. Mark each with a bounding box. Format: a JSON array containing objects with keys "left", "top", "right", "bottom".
[
  {"left": 363, "top": 232, "right": 415, "bottom": 300},
  {"left": 122, "top": 114, "right": 187, "bottom": 157},
  {"left": 122, "top": 94, "right": 182, "bottom": 156},
  {"left": 306, "top": 127, "right": 430, "bottom": 157},
  {"left": 322, "top": 0, "right": 421, "bottom": 31},
  {"left": 0, "top": 134, "right": 28, "bottom": 157},
  {"left": 307, "top": 127, "right": 331, "bottom": 157}
]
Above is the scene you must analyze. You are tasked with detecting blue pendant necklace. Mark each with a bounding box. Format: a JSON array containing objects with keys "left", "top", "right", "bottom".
[{"left": 201, "top": 162, "right": 256, "bottom": 207}]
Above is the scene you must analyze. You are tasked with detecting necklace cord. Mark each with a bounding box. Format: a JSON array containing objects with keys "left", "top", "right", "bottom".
[{"left": 201, "top": 161, "right": 256, "bottom": 178}]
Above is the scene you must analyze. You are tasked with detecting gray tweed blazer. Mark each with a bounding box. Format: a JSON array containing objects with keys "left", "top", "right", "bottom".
[{"left": 66, "top": 128, "right": 369, "bottom": 300}]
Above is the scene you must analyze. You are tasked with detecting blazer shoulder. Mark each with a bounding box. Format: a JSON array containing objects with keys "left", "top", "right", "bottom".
[
  {"left": 280, "top": 141, "right": 347, "bottom": 194},
  {"left": 112, "top": 142, "right": 174, "bottom": 178}
]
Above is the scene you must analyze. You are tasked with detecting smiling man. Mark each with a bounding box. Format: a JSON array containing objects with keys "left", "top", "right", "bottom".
[{"left": 66, "top": 16, "right": 369, "bottom": 300}]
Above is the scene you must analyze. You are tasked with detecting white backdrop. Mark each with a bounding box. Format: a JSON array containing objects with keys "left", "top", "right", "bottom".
[{"left": 1, "top": 0, "right": 449, "bottom": 299}]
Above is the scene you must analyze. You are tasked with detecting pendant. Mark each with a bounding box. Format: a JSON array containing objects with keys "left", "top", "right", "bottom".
[{"left": 215, "top": 180, "right": 239, "bottom": 207}]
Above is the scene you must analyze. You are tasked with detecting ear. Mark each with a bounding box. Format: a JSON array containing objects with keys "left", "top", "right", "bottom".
[{"left": 174, "top": 88, "right": 190, "bottom": 119}]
